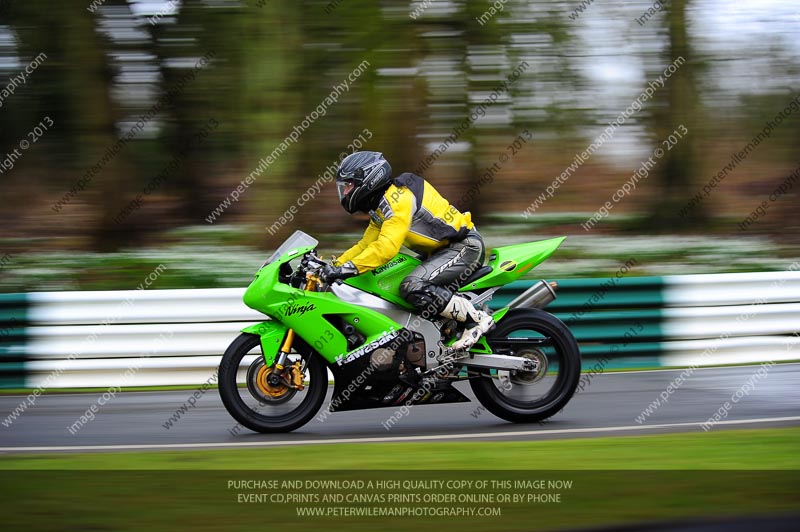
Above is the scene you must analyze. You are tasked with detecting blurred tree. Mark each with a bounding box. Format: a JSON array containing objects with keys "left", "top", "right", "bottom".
[
  {"left": 8, "top": 2, "right": 130, "bottom": 249},
  {"left": 0, "top": 0, "right": 797, "bottom": 257},
  {"left": 646, "top": 0, "right": 705, "bottom": 229},
  {"left": 88, "top": 1, "right": 157, "bottom": 250}
]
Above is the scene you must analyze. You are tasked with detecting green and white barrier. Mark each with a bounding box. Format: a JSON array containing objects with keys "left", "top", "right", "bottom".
[
  {"left": 0, "top": 293, "right": 27, "bottom": 388},
  {"left": 540, "top": 271, "right": 800, "bottom": 368},
  {"left": 1, "top": 271, "right": 798, "bottom": 389}
]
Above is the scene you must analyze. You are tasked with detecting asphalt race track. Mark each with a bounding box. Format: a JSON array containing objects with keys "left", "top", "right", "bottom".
[{"left": 1, "top": 364, "right": 799, "bottom": 453}]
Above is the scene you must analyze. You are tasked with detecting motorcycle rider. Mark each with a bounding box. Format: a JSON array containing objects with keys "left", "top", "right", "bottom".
[{"left": 326, "top": 151, "right": 494, "bottom": 351}]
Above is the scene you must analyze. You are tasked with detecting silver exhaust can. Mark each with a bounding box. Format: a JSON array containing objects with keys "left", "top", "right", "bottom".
[{"left": 507, "top": 280, "right": 558, "bottom": 310}]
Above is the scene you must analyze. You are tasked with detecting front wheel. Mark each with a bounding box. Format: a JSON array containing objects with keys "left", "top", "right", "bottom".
[
  {"left": 218, "top": 333, "right": 327, "bottom": 433},
  {"left": 469, "top": 308, "right": 581, "bottom": 423}
]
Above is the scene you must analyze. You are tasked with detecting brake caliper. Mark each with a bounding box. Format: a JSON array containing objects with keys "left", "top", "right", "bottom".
[{"left": 289, "top": 361, "right": 305, "bottom": 390}]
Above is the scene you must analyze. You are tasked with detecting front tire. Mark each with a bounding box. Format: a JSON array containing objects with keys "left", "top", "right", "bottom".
[
  {"left": 218, "top": 333, "right": 327, "bottom": 433},
  {"left": 469, "top": 308, "right": 581, "bottom": 423}
]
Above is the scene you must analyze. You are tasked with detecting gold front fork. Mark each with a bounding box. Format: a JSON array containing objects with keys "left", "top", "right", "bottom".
[{"left": 274, "top": 275, "right": 319, "bottom": 371}]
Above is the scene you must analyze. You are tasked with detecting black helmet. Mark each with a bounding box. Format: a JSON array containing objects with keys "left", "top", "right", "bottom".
[{"left": 336, "top": 151, "right": 393, "bottom": 214}]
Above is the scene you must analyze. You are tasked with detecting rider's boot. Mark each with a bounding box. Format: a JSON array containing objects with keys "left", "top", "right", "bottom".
[{"left": 439, "top": 295, "right": 495, "bottom": 351}]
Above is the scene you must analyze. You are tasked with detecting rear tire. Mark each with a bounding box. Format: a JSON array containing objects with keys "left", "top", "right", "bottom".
[
  {"left": 469, "top": 308, "right": 580, "bottom": 423},
  {"left": 218, "top": 333, "right": 327, "bottom": 433}
]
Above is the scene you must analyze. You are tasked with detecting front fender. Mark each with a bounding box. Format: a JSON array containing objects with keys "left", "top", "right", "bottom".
[{"left": 241, "top": 321, "right": 288, "bottom": 366}]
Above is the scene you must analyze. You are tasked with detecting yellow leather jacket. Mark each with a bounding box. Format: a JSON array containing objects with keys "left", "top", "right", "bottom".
[{"left": 337, "top": 173, "right": 474, "bottom": 273}]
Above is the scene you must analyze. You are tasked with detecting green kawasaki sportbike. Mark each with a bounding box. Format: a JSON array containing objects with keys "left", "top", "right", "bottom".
[{"left": 218, "top": 231, "right": 581, "bottom": 433}]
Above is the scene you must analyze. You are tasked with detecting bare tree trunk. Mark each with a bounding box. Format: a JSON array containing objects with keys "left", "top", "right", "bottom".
[{"left": 647, "top": 0, "right": 705, "bottom": 229}]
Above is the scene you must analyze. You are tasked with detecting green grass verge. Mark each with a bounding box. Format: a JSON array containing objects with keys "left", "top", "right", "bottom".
[{"left": 0, "top": 429, "right": 798, "bottom": 532}]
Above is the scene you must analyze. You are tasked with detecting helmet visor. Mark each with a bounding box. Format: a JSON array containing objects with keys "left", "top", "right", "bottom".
[{"left": 337, "top": 179, "right": 355, "bottom": 202}]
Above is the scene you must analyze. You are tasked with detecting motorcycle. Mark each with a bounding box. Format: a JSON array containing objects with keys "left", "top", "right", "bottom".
[{"left": 218, "top": 230, "right": 581, "bottom": 433}]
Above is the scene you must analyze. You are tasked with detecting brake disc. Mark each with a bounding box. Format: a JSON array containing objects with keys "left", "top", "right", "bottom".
[{"left": 246, "top": 358, "right": 299, "bottom": 404}]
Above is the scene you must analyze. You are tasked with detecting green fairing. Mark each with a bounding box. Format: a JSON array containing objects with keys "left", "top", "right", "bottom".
[
  {"left": 242, "top": 245, "right": 402, "bottom": 365},
  {"left": 240, "top": 236, "right": 564, "bottom": 365},
  {"left": 343, "top": 254, "right": 419, "bottom": 310},
  {"left": 463, "top": 237, "right": 567, "bottom": 291},
  {"left": 345, "top": 237, "right": 566, "bottom": 301}
]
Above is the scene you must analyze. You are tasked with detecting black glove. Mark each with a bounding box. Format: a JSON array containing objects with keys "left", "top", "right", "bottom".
[{"left": 323, "top": 261, "right": 359, "bottom": 282}]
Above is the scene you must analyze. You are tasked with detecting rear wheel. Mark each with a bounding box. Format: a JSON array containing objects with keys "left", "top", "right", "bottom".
[
  {"left": 469, "top": 309, "right": 580, "bottom": 423},
  {"left": 218, "top": 333, "right": 327, "bottom": 433}
]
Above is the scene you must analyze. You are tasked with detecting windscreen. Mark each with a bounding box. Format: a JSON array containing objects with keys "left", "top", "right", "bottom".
[{"left": 262, "top": 230, "right": 318, "bottom": 266}]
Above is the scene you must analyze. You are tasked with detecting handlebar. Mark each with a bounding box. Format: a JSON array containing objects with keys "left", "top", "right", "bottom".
[
  {"left": 303, "top": 253, "right": 328, "bottom": 267},
  {"left": 301, "top": 251, "right": 336, "bottom": 285}
]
